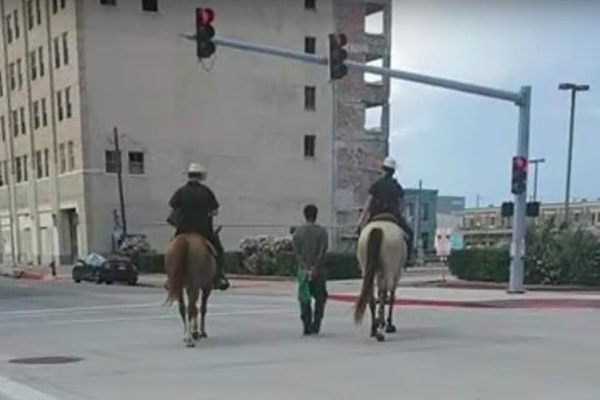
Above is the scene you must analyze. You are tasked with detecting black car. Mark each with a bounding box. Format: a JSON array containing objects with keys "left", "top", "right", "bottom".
[{"left": 72, "top": 255, "right": 138, "bottom": 286}]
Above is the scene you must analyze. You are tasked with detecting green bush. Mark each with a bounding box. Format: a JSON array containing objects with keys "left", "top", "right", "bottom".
[{"left": 449, "top": 219, "right": 600, "bottom": 286}]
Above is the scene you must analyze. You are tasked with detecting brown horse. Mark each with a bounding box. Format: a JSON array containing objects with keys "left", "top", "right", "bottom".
[{"left": 164, "top": 232, "right": 217, "bottom": 348}]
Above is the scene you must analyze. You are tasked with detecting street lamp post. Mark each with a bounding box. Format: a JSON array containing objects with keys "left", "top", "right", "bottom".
[
  {"left": 528, "top": 158, "right": 545, "bottom": 202},
  {"left": 558, "top": 82, "right": 589, "bottom": 224}
]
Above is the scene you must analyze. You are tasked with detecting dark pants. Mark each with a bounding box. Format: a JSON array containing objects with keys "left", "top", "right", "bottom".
[{"left": 300, "top": 274, "right": 328, "bottom": 334}]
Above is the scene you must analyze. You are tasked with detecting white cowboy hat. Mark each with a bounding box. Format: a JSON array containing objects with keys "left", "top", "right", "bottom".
[
  {"left": 382, "top": 157, "right": 396, "bottom": 170},
  {"left": 187, "top": 162, "right": 207, "bottom": 175}
]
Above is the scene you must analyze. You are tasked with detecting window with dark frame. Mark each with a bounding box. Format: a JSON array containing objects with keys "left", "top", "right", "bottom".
[
  {"left": 303, "top": 135, "right": 316, "bottom": 158},
  {"left": 128, "top": 151, "right": 145, "bottom": 175},
  {"left": 304, "top": 36, "right": 316, "bottom": 54},
  {"left": 100, "top": 0, "right": 117, "bottom": 5},
  {"left": 142, "top": 0, "right": 158, "bottom": 12},
  {"left": 304, "top": 86, "right": 316, "bottom": 110},
  {"left": 38, "top": 47, "right": 45, "bottom": 77},
  {"left": 62, "top": 32, "right": 69, "bottom": 65},
  {"left": 305, "top": 0, "right": 316, "bottom": 10},
  {"left": 35, "top": 0, "right": 42, "bottom": 25},
  {"left": 105, "top": 150, "right": 119, "bottom": 173},
  {"left": 35, "top": 150, "right": 43, "bottom": 178}
]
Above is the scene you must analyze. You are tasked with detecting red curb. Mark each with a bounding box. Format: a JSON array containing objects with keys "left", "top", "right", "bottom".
[
  {"left": 328, "top": 293, "right": 600, "bottom": 310},
  {"left": 414, "top": 280, "right": 600, "bottom": 293},
  {"left": 18, "top": 271, "right": 46, "bottom": 280}
]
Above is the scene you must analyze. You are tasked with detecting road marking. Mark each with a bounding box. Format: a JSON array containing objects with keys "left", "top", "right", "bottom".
[
  {"left": 0, "top": 375, "right": 62, "bottom": 400},
  {"left": 0, "top": 308, "right": 294, "bottom": 328},
  {"left": 0, "top": 302, "right": 162, "bottom": 316}
]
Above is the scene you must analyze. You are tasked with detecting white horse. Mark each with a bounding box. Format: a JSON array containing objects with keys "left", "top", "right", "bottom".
[{"left": 354, "top": 214, "right": 408, "bottom": 342}]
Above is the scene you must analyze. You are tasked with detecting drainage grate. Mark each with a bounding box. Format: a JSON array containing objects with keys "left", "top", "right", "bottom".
[{"left": 8, "top": 356, "right": 83, "bottom": 365}]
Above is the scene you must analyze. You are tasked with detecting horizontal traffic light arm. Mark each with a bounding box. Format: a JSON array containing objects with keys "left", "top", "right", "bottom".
[{"left": 180, "top": 33, "right": 522, "bottom": 104}]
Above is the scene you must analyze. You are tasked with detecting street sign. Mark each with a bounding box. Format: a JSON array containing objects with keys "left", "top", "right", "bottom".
[{"left": 435, "top": 228, "right": 452, "bottom": 257}]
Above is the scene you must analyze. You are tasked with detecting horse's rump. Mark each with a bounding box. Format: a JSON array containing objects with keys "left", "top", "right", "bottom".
[{"left": 165, "top": 233, "right": 216, "bottom": 303}]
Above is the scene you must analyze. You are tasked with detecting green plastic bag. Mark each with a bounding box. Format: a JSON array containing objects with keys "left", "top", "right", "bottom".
[{"left": 296, "top": 270, "right": 312, "bottom": 304}]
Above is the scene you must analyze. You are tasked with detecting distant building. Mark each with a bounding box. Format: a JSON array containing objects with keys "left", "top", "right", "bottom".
[
  {"left": 404, "top": 188, "right": 438, "bottom": 252},
  {"left": 459, "top": 199, "right": 600, "bottom": 248},
  {"left": 437, "top": 196, "right": 466, "bottom": 215}
]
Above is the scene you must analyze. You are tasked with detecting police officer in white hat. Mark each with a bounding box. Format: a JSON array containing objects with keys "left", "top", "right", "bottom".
[{"left": 168, "top": 162, "right": 230, "bottom": 290}]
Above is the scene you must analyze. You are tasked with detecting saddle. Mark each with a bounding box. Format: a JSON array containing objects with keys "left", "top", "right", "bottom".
[{"left": 370, "top": 212, "right": 400, "bottom": 224}]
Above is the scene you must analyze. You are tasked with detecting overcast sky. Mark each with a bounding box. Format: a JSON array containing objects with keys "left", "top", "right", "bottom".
[{"left": 373, "top": 0, "right": 599, "bottom": 207}]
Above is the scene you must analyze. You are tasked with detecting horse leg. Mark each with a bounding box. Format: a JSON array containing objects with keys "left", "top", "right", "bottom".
[
  {"left": 385, "top": 289, "right": 397, "bottom": 333},
  {"left": 199, "top": 288, "right": 210, "bottom": 338},
  {"left": 178, "top": 291, "right": 187, "bottom": 343},
  {"left": 369, "top": 289, "right": 377, "bottom": 338},
  {"left": 374, "top": 285, "right": 386, "bottom": 342},
  {"left": 185, "top": 287, "right": 199, "bottom": 347}
]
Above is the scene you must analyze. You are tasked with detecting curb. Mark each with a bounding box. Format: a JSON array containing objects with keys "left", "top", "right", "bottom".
[
  {"left": 328, "top": 293, "right": 600, "bottom": 309},
  {"left": 414, "top": 280, "right": 600, "bottom": 293}
]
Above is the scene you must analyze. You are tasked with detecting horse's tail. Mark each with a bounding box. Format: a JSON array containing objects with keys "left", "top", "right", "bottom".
[
  {"left": 163, "top": 235, "right": 188, "bottom": 306},
  {"left": 354, "top": 227, "right": 383, "bottom": 324}
]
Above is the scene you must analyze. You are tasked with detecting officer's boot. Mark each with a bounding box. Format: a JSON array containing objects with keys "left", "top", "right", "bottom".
[{"left": 213, "top": 250, "right": 230, "bottom": 291}]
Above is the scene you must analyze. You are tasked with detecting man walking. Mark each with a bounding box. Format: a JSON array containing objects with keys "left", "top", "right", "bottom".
[{"left": 292, "top": 204, "right": 329, "bottom": 335}]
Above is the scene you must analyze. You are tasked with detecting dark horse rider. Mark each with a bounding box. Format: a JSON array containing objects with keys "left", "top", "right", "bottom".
[
  {"left": 168, "top": 162, "right": 230, "bottom": 291},
  {"left": 356, "top": 157, "right": 414, "bottom": 262}
]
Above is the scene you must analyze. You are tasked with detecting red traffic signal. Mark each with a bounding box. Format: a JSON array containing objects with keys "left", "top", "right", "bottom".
[
  {"left": 196, "top": 8, "right": 214, "bottom": 25},
  {"left": 335, "top": 33, "right": 347, "bottom": 47},
  {"left": 329, "top": 33, "right": 348, "bottom": 81},
  {"left": 512, "top": 156, "right": 527, "bottom": 172}
]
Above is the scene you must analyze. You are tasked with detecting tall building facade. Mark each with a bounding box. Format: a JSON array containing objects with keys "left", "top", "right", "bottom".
[{"left": 0, "top": 0, "right": 392, "bottom": 264}]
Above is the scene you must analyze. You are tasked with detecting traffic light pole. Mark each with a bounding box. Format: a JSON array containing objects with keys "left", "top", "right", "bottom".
[{"left": 181, "top": 33, "right": 531, "bottom": 293}]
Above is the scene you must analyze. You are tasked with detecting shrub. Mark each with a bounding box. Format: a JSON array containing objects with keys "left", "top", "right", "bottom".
[{"left": 449, "top": 218, "right": 600, "bottom": 286}]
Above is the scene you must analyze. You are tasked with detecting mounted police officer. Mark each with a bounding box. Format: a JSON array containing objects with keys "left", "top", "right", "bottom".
[
  {"left": 168, "top": 163, "right": 230, "bottom": 291},
  {"left": 356, "top": 157, "right": 414, "bottom": 262}
]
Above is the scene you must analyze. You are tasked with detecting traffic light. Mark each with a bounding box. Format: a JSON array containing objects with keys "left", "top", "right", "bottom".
[
  {"left": 195, "top": 7, "right": 215, "bottom": 59},
  {"left": 501, "top": 201, "right": 514, "bottom": 218},
  {"left": 328, "top": 33, "right": 348, "bottom": 81},
  {"left": 526, "top": 201, "right": 540, "bottom": 218},
  {"left": 511, "top": 155, "right": 527, "bottom": 195}
]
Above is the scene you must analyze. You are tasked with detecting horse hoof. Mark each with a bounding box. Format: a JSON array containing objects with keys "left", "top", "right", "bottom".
[
  {"left": 385, "top": 324, "right": 397, "bottom": 333},
  {"left": 200, "top": 332, "right": 208, "bottom": 338},
  {"left": 184, "top": 339, "right": 195, "bottom": 348},
  {"left": 375, "top": 332, "right": 385, "bottom": 342},
  {"left": 191, "top": 332, "right": 200, "bottom": 341},
  {"left": 370, "top": 328, "right": 377, "bottom": 337}
]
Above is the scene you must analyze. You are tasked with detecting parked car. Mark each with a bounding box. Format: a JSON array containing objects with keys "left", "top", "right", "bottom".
[{"left": 72, "top": 253, "right": 138, "bottom": 286}]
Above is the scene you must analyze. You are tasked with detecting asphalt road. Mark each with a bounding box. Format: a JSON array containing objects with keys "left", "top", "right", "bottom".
[{"left": 1, "top": 277, "right": 599, "bottom": 400}]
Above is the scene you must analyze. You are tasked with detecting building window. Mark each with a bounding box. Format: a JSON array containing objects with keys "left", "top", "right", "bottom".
[
  {"left": 128, "top": 151, "right": 145, "bottom": 174},
  {"left": 67, "top": 140, "right": 75, "bottom": 171},
  {"left": 101, "top": 0, "right": 117, "bottom": 5},
  {"left": 41, "top": 98, "right": 48, "bottom": 126},
  {"left": 19, "top": 107, "right": 26, "bottom": 134},
  {"left": 13, "top": 10, "right": 19, "bottom": 40},
  {"left": 58, "top": 143, "right": 66, "bottom": 173},
  {"left": 23, "top": 155, "right": 29, "bottom": 181},
  {"left": 57, "top": 91, "right": 64, "bottom": 121},
  {"left": 52, "top": 0, "right": 58, "bottom": 14},
  {"left": 305, "top": 0, "right": 316, "bottom": 10},
  {"left": 303, "top": 134, "right": 316, "bottom": 158},
  {"left": 0, "top": 70, "right": 3, "bottom": 97},
  {"left": 15, "top": 157, "right": 22, "bottom": 183},
  {"left": 43, "top": 149, "right": 49, "bottom": 177},
  {"left": 6, "top": 15, "right": 12, "bottom": 44},
  {"left": 304, "top": 37, "right": 316, "bottom": 54},
  {"left": 0, "top": 116, "right": 5, "bottom": 141},
  {"left": 35, "top": 0, "right": 42, "bottom": 25},
  {"left": 304, "top": 86, "right": 316, "bottom": 110},
  {"left": 33, "top": 100, "right": 40, "bottom": 129},
  {"left": 28, "top": 1, "right": 34, "bottom": 30},
  {"left": 65, "top": 87, "right": 72, "bottom": 118},
  {"left": 30, "top": 51, "right": 37, "bottom": 80},
  {"left": 62, "top": 32, "right": 69, "bottom": 65},
  {"left": 12, "top": 110, "right": 18, "bottom": 137},
  {"left": 9, "top": 63, "right": 15, "bottom": 90},
  {"left": 142, "top": 0, "right": 158, "bottom": 12},
  {"left": 38, "top": 47, "right": 45, "bottom": 77},
  {"left": 60, "top": 0, "right": 66, "bottom": 9},
  {"left": 35, "top": 150, "right": 43, "bottom": 178},
  {"left": 0, "top": 162, "right": 4, "bottom": 186},
  {"left": 422, "top": 203, "right": 429, "bottom": 221},
  {"left": 53, "top": 37, "right": 60, "bottom": 68},
  {"left": 105, "top": 150, "right": 119, "bottom": 173},
  {"left": 16, "top": 58, "right": 22, "bottom": 88}
]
